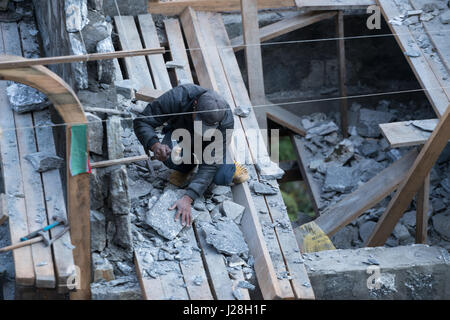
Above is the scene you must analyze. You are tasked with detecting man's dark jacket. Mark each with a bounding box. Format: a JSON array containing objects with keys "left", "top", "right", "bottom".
[{"left": 133, "top": 84, "right": 234, "bottom": 200}]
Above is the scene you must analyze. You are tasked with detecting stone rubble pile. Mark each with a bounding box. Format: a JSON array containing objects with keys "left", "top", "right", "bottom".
[{"left": 295, "top": 98, "right": 450, "bottom": 251}]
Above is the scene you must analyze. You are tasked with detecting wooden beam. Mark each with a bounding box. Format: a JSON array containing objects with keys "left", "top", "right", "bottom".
[
  {"left": 379, "top": 119, "right": 440, "bottom": 148},
  {"left": 114, "top": 15, "right": 155, "bottom": 90},
  {"left": 163, "top": 18, "right": 194, "bottom": 84},
  {"left": 241, "top": 0, "right": 265, "bottom": 105},
  {"left": 295, "top": 0, "right": 375, "bottom": 10},
  {"left": 366, "top": 105, "right": 450, "bottom": 247},
  {"left": 376, "top": 0, "right": 448, "bottom": 118},
  {"left": 311, "top": 148, "right": 418, "bottom": 236},
  {"left": 336, "top": 11, "right": 348, "bottom": 138},
  {"left": 232, "top": 11, "right": 337, "bottom": 52},
  {"left": 266, "top": 105, "right": 306, "bottom": 136},
  {"left": 0, "top": 48, "right": 165, "bottom": 69},
  {"left": 209, "top": 13, "right": 314, "bottom": 299},
  {"left": 138, "top": 14, "right": 173, "bottom": 91},
  {"left": 416, "top": 173, "right": 430, "bottom": 244},
  {"left": 148, "top": 0, "right": 296, "bottom": 15},
  {"left": 182, "top": 9, "right": 285, "bottom": 299}
]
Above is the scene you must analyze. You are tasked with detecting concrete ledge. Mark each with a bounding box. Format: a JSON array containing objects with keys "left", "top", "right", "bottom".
[{"left": 304, "top": 245, "right": 450, "bottom": 299}]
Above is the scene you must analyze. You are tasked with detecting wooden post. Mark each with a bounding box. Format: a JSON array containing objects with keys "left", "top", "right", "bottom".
[
  {"left": 366, "top": 105, "right": 450, "bottom": 247},
  {"left": 416, "top": 173, "right": 430, "bottom": 244},
  {"left": 336, "top": 10, "right": 348, "bottom": 138},
  {"left": 241, "top": 0, "right": 265, "bottom": 105}
]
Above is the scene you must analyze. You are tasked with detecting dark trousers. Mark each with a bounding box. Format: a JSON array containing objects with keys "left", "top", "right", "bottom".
[{"left": 161, "top": 131, "right": 235, "bottom": 186}]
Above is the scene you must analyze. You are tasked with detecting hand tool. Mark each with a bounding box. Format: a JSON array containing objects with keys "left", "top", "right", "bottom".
[
  {"left": 20, "top": 216, "right": 66, "bottom": 241},
  {"left": 0, "top": 225, "right": 70, "bottom": 253}
]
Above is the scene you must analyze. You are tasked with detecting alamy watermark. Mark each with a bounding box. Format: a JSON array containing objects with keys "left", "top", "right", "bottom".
[{"left": 366, "top": 5, "right": 381, "bottom": 30}]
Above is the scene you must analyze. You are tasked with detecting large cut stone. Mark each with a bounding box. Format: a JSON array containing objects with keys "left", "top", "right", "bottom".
[
  {"left": 65, "top": 0, "right": 88, "bottom": 32},
  {"left": 113, "top": 214, "right": 132, "bottom": 250},
  {"left": 107, "top": 116, "right": 124, "bottom": 160},
  {"left": 90, "top": 210, "right": 106, "bottom": 252},
  {"left": 357, "top": 108, "right": 395, "bottom": 138},
  {"left": 359, "top": 220, "right": 377, "bottom": 243},
  {"left": 109, "top": 165, "right": 130, "bottom": 215},
  {"left": 24, "top": 152, "right": 64, "bottom": 172},
  {"left": 92, "top": 253, "right": 114, "bottom": 282},
  {"left": 90, "top": 168, "right": 108, "bottom": 210},
  {"left": 114, "top": 79, "right": 137, "bottom": 99},
  {"left": 86, "top": 112, "right": 103, "bottom": 155},
  {"left": 68, "top": 32, "right": 88, "bottom": 90},
  {"left": 6, "top": 83, "right": 50, "bottom": 114},
  {"left": 220, "top": 200, "right": 245, "bottom": 224},
  {"left": 201, "top": 220, "right": 249, "bottom": 256},
  {"left": 82, "top": 10, "right": 111, "bottom": 52},
  {"left": 145, "top": 189, "right": 201, "bottom": 240},
  {"left": 96, "top": 37, "right": 117, "bottom": 84}
]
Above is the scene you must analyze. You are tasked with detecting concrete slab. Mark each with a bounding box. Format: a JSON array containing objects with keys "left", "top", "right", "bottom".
[{"left": 304, "top": 245, "right": 450, "bottom": 299}]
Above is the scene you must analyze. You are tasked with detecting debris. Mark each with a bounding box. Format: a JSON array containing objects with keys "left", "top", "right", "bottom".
[
  {"left": 440, "top": 11, "right": 450, "bottom": 24},
  {"left": 24, "top": 152, "right": 64, "bottom": 172},
  {"left": 36, "top": 261, "right": 48, "bottom": 267},
  {"left": 201, "top": 220, "right": 249, "bottom": 256},
  {"left": 193, "top": 275, "right": 203, "bottom": 286},
  {"left": 357, "top": 108, "right": 395, "bottom": 138},
  {"left": 305, "top": 121, "right": 339, "bottom": 139},
  {"left": 405, "top": 50, "right": 421, "bottom": 58},
  {"left": 251, "top": 181, "right": 278, "bottom": 195},
  {"left": 255, "top": 157, "right": 285, "bottom": 180},
  {"left": 166, "top": 61, "right": 186, "bottom": 69},
  {"left": 233, "top": 288, "right": 243, "bottom": 300},
  {"left": 322, "top": 166, "right": 357, "bottom": 193},
  {"left": 228, "top": 254, "right": 246, "bottom": 268},
  {"left": 325, "top": 139, "right": 355, "bottom": 164},
  {"left": 115, "top": 79, "right": 137, "bottom": 99},
  {"left": 237, "top": 280, "right": 255, "bottom": 290},
  {"left": 234, "top": 105, "right": 251, "bottom": 118}
]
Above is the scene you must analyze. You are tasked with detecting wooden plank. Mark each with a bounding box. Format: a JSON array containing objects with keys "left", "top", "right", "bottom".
[
  {"left": 376, "top": 0, "right": 448, "bottom": 117},
  {"left": 0, "top": 82, "right": 35, "bottom": 286},
  {"left": 379, "top": 119, "right": 441, "bottom": 148},
  {"left": 0, "top": 48, "right": 165, "bottom": 69},
  {"left": 138, "top": 14, "right": 172, "bottom": 91},
  {"left": 91, "top": 155, "right": 149, "bottom": 168},
  {"left": 232, "top": 183, "right": 283, "bottom": 300},
  {"left": 148, "top": 0, "right": 296, "bottom": 15},
  {"left": 163, "top": 18, "right": 194, "bottom": 84},
  {"left": 416, "top": 173, "right": 430, "bottom": 244},
  {"left": 266, "top": 105, "right": 306, "bottom": 137},
  {"left": 178, "top": 227, "right": 215, "bottom": 300},
  {"left": 366, "top": 105, "right": 450, "bottom": 247},
  {"left": 409, "top": 0, "right": 450, "bottom": 74},
  {"left": 208, "top": 13, "right": 314, "bottom": 299},
  {"left": 182, "top": 10, "right": 284, "bottom": 299},
  {"left": 311, "top": 148, "right": 418, "bottom": 236},
  {"left": 295, "top": 0, "right": 375, "bottom": 10},
  {"left": 180, "top": 7, "right": 218, "bottom": 91},
  {"left": 34, "top": 110, "right": 76, "bottom": 292},
  {"left": 241, "top": 0, "right": 265, "bottom": 104},
  {"left": 134, "top": 251, "right": 166, "bottom": 300},
  {"left": 14, "top": 114, "right": 56, "bottom": 289},
  {"left": 113, "top": 15, "right": 155, "bottom": 90},
  {"left": 0, "top": 21, "right": 35, "bottom": 287},
  {"left": 194, "top": 214, "right": 248, "bottom": 300},
  {"left": 135, "top": 87, "right": 165, "bottom": 102},
  {"left": 336, "top": 11, "right": 348, "bottom": 138},
  {"left": 232, "top": 11, "right": 337, "bottom": 52},
  {"left": 291, "top": 136, "right": 323, "bottom": 215}
]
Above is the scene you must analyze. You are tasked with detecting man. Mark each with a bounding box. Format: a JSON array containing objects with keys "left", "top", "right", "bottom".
[{"left": 134, "top": 84, "right": 248, "bottom": 227}]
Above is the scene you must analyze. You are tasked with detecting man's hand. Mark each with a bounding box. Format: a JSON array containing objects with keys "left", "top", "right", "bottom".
[
  {"left": 151, "top": 142, "right": 171, "bottom": 162},
  {"left": 169, "top": 195, "right": 193, "bottom": 227}
]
